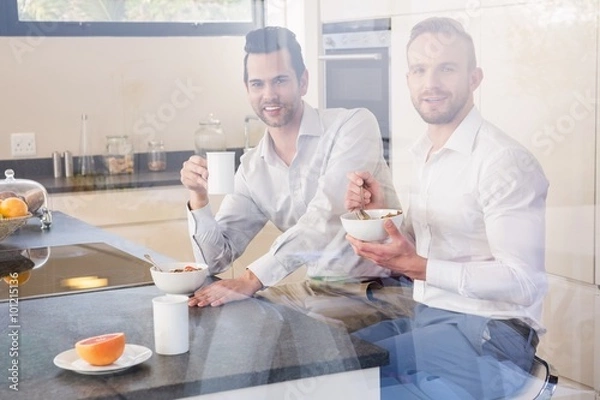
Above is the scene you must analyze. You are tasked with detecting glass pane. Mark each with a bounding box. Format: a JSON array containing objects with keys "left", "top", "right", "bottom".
[{"left": 16, "top": 0, "right": 254, "bottom": 23}]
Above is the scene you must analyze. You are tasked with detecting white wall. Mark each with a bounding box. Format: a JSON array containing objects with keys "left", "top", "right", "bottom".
[
  {"left": 0, "top": 1, "right": 326, "bottom": 161},
  {"left": 0, "top": 35, "right": 254, "bottom": 159}
]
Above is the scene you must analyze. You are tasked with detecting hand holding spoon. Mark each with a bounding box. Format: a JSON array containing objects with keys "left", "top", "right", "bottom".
[
  {"left": 144, "top": 254, "right": 165, "bottom": 272},
  {"left": 355, "top": 184, "right": 371, "bottom": 220}
]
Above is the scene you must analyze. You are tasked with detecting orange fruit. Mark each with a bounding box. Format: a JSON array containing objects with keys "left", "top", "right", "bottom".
[
  {"left": 0, "top": 197, "right": 28, "bottom": 218},
  {"left": 75, "top": 332, "right": 126, "bottom": 366},
  {"left": 2, "top": 271, "right": 31, "bottom": 286}
]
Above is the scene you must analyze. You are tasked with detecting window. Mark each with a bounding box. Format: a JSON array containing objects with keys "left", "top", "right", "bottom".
[{"left": 0, "top": 0, "right": 264, "bottom": 36}]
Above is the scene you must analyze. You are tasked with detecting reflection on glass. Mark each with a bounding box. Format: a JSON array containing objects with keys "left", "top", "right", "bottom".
[{"left": 61, "top": 276, "right": 108, "bottom": 290}]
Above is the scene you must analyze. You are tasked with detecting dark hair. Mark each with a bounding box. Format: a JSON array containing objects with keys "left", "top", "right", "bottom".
[
  {"left": 243, "top": 26, "right": 306, "bottom": 83},
  {"left": 407, "top": 17, "right": 477, "bottom": 69}
]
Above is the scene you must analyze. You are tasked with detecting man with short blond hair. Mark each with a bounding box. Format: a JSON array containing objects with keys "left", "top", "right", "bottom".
[{"left": 345, "top": 17, "right": 549, "bottom": 399}]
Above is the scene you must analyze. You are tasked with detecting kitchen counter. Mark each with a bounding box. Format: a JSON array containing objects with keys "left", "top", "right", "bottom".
[
  {"left": 36, "top": 170, "right": 183, "bottom": 194},
  {"left": 0, "top": 285, "right": 385, "bottom": 399},
  {"left": 0, "top": 212, "right": 387, "bottom": 399},
  {"left": 1, "top": 211, "right": 174, "bottom": 265},
  {"left": 0, "top": 149, "right": 244, "bottom": 194}
]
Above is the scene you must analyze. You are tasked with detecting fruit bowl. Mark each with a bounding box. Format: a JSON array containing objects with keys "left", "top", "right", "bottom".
[
  {"left": 0, "top": 169, "right": 52, "bottom": 229},
  {"left": 0, "top": 213, "right": 31, "bottom": 242},
  {"left": 340, "top": 209, "right": 403, "bottom": 242},
  {"left": 150, "top": 262, "right": 209, "bottom": 295}
]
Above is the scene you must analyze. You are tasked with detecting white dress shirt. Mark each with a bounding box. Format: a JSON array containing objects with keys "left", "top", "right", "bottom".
[
  {"left": 188, "top": 103, "right": 400, "bottom": 287},
  {"left": 404, "top": 107, "right": 549, "bottom": 332}
]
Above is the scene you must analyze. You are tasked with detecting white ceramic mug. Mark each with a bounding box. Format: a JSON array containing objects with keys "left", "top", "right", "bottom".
[
  {"left": 152, "top": 295, "right": 189, "bottom": 355},
  {"left": 206, "top": 151, "right": 235, "bottom": 195}
]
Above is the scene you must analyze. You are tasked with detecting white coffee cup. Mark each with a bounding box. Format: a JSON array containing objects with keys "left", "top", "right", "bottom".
[
  {"left": 152, "top": 295, "right": 189, "bottom": 355},
  {"left": 206, "top": 151, "right": 235, "bottom": 195}
]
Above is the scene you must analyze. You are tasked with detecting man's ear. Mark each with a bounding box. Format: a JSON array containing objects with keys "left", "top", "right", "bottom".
[
  {"left": 470, "top": 67, "right": 483, "bottom": 92},
  {"left": 299, "top": 69, "right": 309, "bottom": 96}
]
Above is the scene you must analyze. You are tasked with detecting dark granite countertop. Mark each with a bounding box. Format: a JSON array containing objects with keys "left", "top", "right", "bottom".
[
  {"left": 0, "top": 212, "right": 388, "bottom": 399},
  {"left": 36, "top": 170, "right": 184, "bottom": 194},
  {"left": 0, "top": 149, "right": 244, "bottom": 194},
  {"left": 0, "top": 279, "right": 387, "bottom": 400},
  {"left": 1, "top": 211, "right": 174, "bottom": 265}
]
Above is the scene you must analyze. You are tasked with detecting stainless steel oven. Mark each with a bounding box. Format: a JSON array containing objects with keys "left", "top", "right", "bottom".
[{"left": 320, "top": 18, "right": 391, "bottom": 160}]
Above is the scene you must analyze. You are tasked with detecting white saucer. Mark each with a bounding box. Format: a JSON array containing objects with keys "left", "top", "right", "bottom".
[{"left": 53, "top": 344, "right": 152, "bottom": 375}]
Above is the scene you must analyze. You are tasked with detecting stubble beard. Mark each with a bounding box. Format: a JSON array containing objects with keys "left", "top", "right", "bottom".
[
  {"left": 255, "top": 103, "right": 295, "bottom": 128},
  {"left": 412, "top": 89, "right": 469, "bottom": 125}
]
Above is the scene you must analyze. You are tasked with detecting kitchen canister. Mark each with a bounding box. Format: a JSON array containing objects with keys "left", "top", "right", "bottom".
[
  {"left": 104, "top": 135, "right": 134, "bottom": 175},
  {"left": 147, "top": 140, "right": 167, "bottom": 172},
  {"left": 194, "top": 113, "right": 226, "bottom": 158}
]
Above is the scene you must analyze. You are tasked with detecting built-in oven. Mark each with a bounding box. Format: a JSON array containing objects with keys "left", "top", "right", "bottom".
[{"left": 320, "top": 18, "right": 391, "bottom": 161}]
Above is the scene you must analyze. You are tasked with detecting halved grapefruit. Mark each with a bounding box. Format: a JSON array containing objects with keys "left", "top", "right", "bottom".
[{"left": 75, "top": 332, "right": 126, "bottom": 366}]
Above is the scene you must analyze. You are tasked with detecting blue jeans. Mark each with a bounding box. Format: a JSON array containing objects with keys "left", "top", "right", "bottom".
[{"left": 353, "top": 304, "right": 536, "bottom": 399}]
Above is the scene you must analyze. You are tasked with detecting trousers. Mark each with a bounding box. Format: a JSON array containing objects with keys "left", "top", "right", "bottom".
[
  {"left": 353, "top": 304, "right": 538, "bottom": 399},
  {"left": 257, "top": 276, "right": 416, "bottom": 332}
]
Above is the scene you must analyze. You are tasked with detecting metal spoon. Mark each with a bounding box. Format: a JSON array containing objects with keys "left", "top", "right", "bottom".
[
  {"left": 355, "top": 185, "right": 371, "bottom": 220},
  {"left": 144, "top": 254, "right": 165, "bottom": 271}
]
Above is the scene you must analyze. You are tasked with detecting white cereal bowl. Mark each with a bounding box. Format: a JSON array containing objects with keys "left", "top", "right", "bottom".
[
  {"left": 150, "top": 262, "right": 208, "bottom": 295},
  {"left": 340, "top": 209, "right": 404, "bottom": 242}
]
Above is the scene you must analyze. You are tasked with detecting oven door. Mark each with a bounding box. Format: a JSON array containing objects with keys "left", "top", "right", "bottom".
[{"left": 321, "top": 46, "right": 390, "bottom": 159}]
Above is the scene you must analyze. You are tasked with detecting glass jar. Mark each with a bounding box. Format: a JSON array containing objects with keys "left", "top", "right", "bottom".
[
  {"left": 147, "top": 140, "right": 167, "bottom": 172},
  {"left": 194, "top": 113, "right": 226, "bottom": 157},
  {"left": 104, "top": 135, "right": 134, "bottom": 175}
]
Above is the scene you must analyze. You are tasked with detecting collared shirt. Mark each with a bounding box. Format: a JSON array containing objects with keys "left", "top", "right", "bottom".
[
  {"left": 188, "top": 103, "right": 400, "bottom": 287},
  {"left": 404, "top": 107, "right": 549, "bottom": 332}
]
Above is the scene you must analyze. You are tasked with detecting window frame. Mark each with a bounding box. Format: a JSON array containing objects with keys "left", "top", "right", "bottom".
[{"left": 0, "top": 0, "right": 265, "bottom": 37}]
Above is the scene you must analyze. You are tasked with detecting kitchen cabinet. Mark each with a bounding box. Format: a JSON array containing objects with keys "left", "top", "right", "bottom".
[
  {"left": 539, "top": 274, "right": 599, "bottom": 391},
  {"left": 320, "top": 0, "right": 395, "bottom": 22},
  {"left": 50, "top": 187, "right": 306, "bottom": 283},
  {"left": 475, "top": 6, "right": 598, "bottom": 388},
  {"left": 390, "top": 1, "right": 599, "bottom": 390},
  {"left": 479, "top": 2, "right": 596, "bottom": 284},
  {"left": 319, "top": 0, "right": 521, "bottom": 23},
  {"left": 50, "top": 187, "right": 193, "bottom": 256}
]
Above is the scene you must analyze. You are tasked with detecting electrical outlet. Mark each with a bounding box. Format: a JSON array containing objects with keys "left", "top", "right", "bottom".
[{"left": 11, "top": 132, "right": 37, "bottom": 157}]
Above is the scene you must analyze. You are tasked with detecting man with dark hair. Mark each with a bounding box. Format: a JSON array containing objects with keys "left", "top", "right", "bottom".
[
  {"left": 180, "top": 26, "right": 413, "bottom": 332},
  {"left": 243, "top": 26, "right": 306, "bottom": 84},
  {"left": 345, "top": 17, "right": 549, "bottom": 398}
]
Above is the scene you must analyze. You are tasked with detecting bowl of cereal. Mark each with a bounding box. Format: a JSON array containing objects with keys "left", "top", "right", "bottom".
[
  {"left": 340, "top": 209, "right": 403, "bottom": 242},
  {"left": 150, "top": 262, "right": 208, "bottom": 295}
]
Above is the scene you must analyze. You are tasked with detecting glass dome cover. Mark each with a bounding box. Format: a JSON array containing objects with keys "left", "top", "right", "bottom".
[
  {"left": 194, "top": 113, "right": 226, "bottom": 157},
  {"left": 0, "top": 169, "right": 52, "bottom": 229}
]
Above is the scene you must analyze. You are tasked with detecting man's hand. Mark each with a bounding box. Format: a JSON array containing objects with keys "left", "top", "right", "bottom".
[
  {"left": 346, "top": 219, "right": 427, "bottom": 281},
  {"left": 345, "top": 171, "right": 385, "bottom": 211},
  {"left": 188, "top": 269, "right": 263, "bottom": 307},
  {"left": 180, "top": 155, "right": 210, "bottom": 210}
]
